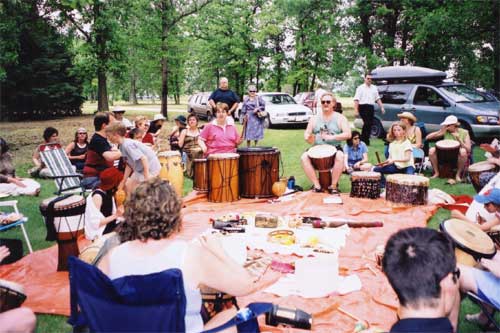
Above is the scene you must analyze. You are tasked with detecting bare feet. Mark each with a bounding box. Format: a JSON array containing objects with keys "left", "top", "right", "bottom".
[
  {"left": 431, "top": 173, "right": 439, "bottom": 179},
  {"left": 447, "top": 178, "right": 456, "bottom": 185}
]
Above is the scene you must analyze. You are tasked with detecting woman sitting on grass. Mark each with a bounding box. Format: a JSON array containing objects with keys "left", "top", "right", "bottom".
[{"left": 373, "top": 122, "right": 415, "bottom": 188}]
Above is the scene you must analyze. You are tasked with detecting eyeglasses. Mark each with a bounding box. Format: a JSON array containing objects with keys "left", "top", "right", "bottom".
[
  {"left": 78, "top": 132, "right": 87, "bottom": 135},
  {"left": 452, "top": 268, "right": 461, "bottom": 283},
  {"left": 249, "top": 90, "right": 257, "bottom": 93},
  {"left": 321, "top": 100, "right": 332, "bottom": 105}
]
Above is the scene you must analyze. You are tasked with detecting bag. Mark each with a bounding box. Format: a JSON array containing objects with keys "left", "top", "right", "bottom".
[{"left": 256, "top": 110, "right": 268, "bottom": 119}]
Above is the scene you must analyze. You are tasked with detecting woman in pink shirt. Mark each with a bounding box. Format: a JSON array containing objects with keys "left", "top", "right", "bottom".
[{"left": 198, "top": 103, "right": 242, "bottom": 156}]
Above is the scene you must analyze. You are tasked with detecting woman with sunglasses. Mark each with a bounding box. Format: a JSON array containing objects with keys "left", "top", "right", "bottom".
[
  {"left": 241, "top": 85, "right": 266, "bottom": 147},
  {"left": 65, "top": 128, "right": 89, "bottom": 172}
]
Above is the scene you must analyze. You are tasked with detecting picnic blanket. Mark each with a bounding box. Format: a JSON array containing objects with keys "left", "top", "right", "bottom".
[{"left": 0, "top": 191, "right": 438, "bottom": 332}]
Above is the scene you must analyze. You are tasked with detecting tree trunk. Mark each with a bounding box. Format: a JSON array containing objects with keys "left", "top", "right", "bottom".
[
  {"left": 359, "top": 0, "right": 373, "bottom": 52},
  {"left": 129, "top": 73, "right": 138, "bottom": 104},
  {"left": 160, "top": 0, "right": 169, "bottom": 119},
  {"left": 95, "top": 2, "right": 109, "bottom": 112},
  {"left": 97, "top": 67, "right": 108, "bottom": 111}
]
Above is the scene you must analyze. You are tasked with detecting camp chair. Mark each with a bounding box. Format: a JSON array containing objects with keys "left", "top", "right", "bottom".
[
  {"left": 467, "top": 291, "right": 500, "bottom": 331},
  {"left": 39, "top": 143, "right": 83, "bottom": 195},
  {"left": 0, "top": 200, "right": 33, "bottom": 253}
]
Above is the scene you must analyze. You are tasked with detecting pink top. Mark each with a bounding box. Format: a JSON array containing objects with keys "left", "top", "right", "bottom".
[{"left": 199, "top": 122, "right": 239, "bottom": 156}]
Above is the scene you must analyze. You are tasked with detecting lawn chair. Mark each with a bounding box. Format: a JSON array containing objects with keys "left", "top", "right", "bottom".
[
  {"left": 39, "top": 144, "right": 84, "bottom": 195},
  {"left": 0, "top": 200, "right": 33, "bottom": 253},
  {"left": 467, "top": 291, "right": 500, "bottom": 331}
]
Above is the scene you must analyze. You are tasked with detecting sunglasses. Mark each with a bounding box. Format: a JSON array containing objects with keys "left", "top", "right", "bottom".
[
  {"left": 249, "top": 90, "right": 257, "bottom": 93},
  {"left": 366, "top": 77, "right": 372, "bottom": 80},
  {"left": 321, "top": 100, "right": 332, "bottom": 105},
  {"left": 78, "top": 132, "right": 87, "bottom": 135}
]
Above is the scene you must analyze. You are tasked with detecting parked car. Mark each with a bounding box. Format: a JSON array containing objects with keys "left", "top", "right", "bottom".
[
  {"left": 187, "top": 92, "right": 214, "bottom": 120},
  {"left": 237, "top": 92, "right": 313, "bottom": 128},
  {"left": 354, "top": 66, "right": 500, "bottom": 141},
  {"left": 294, "top": 92, "right": 315, "bottom": 110}
]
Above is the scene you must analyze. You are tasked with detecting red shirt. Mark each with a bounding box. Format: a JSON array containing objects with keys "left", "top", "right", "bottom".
[
  {"left": 199, "top": 123, "right": 239, "bottom": 156},
  {"left": 142, "top": 133, "right": 154, "bottom": 145}
]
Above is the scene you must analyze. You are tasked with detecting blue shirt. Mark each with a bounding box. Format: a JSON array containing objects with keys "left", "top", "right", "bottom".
[
  {"left": 343, "top": 142, "right": 368, "bottom": 166},
  {"left": 208, "top": 88, "right": 240, "bottom": 110},
  {"left": 389, "top": 317, "right": 453, "bottom": 333}
]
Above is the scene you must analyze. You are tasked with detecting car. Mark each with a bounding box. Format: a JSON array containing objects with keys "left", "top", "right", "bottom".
[
  {"left": 353, "top": 66, "right": 500, "bottom": 141},
  {"left": 294, "top": 92, "right": 316, "bottom": 110},
  {"left": 237, "top": 92, "right": 313, "bottom": 128},
  {"left": 187, "top": 92, "right": 214, "bottom": 120}
]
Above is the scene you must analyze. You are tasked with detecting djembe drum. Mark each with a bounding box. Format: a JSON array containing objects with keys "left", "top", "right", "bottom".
[
  {"left": 386, "top": 174, "right": 429, "bottom": 206},
  {"left": 200, "top": 285, "right": 238, "bottom": 323},
  {"left": 0, "top": 279, "right": 26, "bottom": 313},
  {"left": 40, "top": 195, "right": 86, "bottom": 271},
  {"left": 237, "top": 147, "right": 280, "bottom": 198},
  {"left": 440, "top": 218, "right": 496, "bottom": 267},
  {"left": 158, "top": 151, "right": 183, "bottom": 196},
  {"left": 350, "top": 171, "right": 381, "bottom": 199},
  {"left": 208, "top": 153, "right": 239, "bottom": 203},
  {"left": 307, "top": 145, "right": 337, "bottom": 191},
  {"left": 436, "top": 139, "right": 460, "bottom": 178},
  {"left": 193, "top": 158, "right": 208, "bottom": 193},
  {"left": 468, "top": 161, "right": 498, "bottom": 193}
]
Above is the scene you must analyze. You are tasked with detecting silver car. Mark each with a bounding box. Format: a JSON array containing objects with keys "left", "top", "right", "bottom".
[{"left": 187, "top": 92, "right": 213, "bottom": 120}]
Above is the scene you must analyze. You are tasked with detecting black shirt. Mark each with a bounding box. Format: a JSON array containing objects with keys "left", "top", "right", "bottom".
[
  {"left": 88, "top": 133, "right": 111, "bottom": 156},
  {"left": 209, "top": 88, "right": 240, "bottom": 111},
  {"left": 389, "top": 317, "right": 453, "bottom": 333}
]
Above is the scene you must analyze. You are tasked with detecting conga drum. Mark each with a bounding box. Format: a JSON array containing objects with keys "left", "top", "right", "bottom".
[
  {"left": 350, "top": 171, "right": 381, "bottom": 199},
  {"left": 436, "top": 139, "right": 460, "bottom": 178},
  {"left": 307, "top": 145, "right": 337, "bottom": 191},
  {"left": 207, "top": 153, "right": 239, "bottom": 203},
  {"left": 40, "top": 195, "right": 86, "bottom": 271},
  {"left": 468, "top": 161, "right": 498, "bottom": 193},
  {"left": 0, "top": 279, "right": 26, "bottom": 313},
  {"left": 237, "top": 147, "right": 280, "bottom": 198},
  {"left": 158, "top": 151, "right": 184, "bottom": 197},
  {"left": 440, "top": 218, "right": 496, "bottom": 267},
  {"left": 193, "top": 158, "right": 208, "bottom": 193},
  {"left": 386, "top": 174, "right": 429, "bottom": 206}
]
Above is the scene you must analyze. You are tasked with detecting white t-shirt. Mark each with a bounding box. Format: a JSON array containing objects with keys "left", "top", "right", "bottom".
[{"left": 354, "top": 83, "right": 381, "bottom": 105}]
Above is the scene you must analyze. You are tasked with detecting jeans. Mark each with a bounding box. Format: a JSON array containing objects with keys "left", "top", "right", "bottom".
[
  {"left": 81, "top": 176, "right": 100, "bottom": 190},
  {"left": 359, "top": 104, "right": 374, "bottom": 145},
  {"left": 373, "top": 164, "right": 415, "bottom": 188}
]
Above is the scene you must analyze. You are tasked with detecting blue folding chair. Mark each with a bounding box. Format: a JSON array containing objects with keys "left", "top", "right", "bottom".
[{"left": 0, "top": 200, "right": 33, "bottom": 253}]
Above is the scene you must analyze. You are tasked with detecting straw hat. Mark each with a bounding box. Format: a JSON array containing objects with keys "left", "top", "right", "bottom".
[{"left": 397, "top": 112, "right": 417, "bottom": 123}]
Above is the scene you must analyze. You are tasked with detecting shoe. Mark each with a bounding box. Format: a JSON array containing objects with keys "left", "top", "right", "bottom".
[
  {"left": 328, "top": 187, "right": 339, "bottom": 195},
  {"left": 311, "top": 186, "right": 322, "bottom": 193}
]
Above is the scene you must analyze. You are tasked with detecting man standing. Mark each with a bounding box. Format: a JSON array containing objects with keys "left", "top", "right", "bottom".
[
  {"left": 208, "top": 77, "right": 240, "bottom": 124},
  {"left": 354, "top": 73, "right": 385, "bottom": 145},
  {"left": 301, "top": 92, "right": 351, "bottom": 194},
  {"left": 383, "top": 227, "right": 460, "bottom": 333}
]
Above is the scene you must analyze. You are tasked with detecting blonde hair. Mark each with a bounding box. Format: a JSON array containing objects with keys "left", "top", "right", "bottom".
[
  {"left": 135, "top": 116, "right": 148, "bottom": 127},
  {"left": 216, "top": 102, "right": 229, "bottom": 113},
  {"left": 387, "top": 121, "right": 407, "bottom": 142}
]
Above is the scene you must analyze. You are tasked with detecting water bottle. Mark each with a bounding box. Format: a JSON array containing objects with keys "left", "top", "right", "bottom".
[{"left": 287, "top": 176, "right": 295, "bottom": 189}]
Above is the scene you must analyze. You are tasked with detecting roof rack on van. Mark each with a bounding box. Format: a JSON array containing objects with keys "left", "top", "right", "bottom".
[{"left": 370, "top": 66, "right": 447, "bottom": 84}]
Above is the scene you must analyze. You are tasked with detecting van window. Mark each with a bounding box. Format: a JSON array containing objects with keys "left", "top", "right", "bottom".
[
  {"left": 379, "top": 85, "right": 412, "bottom": 105},
  {"left": 413, "top": 87, "right": 445, "bottom": 106}
]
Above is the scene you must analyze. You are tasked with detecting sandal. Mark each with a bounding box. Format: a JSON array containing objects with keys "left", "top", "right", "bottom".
[
  {"left": 328, "top": 187, "right": 340, "bottom": 195},
  {"left": 311, "top": 186, "right": 323, "bottom": 193}
]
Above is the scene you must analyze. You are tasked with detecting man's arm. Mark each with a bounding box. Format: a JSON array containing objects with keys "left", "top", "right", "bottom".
[
  {"left": 102, "top": 149, "right": 121, "bottom": 162},
  {"left": 426, "top": 127, "right": 446, "bottom": 141},
  {"left": 376, "top": 98, "right": 385, "bottom": 114}
]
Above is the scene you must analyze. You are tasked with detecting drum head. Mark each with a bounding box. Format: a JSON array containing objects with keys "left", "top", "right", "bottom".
[
  {"left": 436, "top": 139, "right": 460, "bottom": 149},
  {"left": 386, "top": 174, "right": 429, "bottom": 186},
  {"left": 237, "top": 147, "right": 276, "bottom": 153},
  {"left": 193, "top": 158, "right": 207, "bottom": 163},
  {"left": 351, "top": 171, "right": 381, "bottom": 179},
  {"left": 158, "top": 151, "right": 181, "bottom": 157},
  {"left": 468, "top": 161, "right": 496, "bottom": 172},
  {"left": 41, "top": 195, "right": 85, "bottom": 209},
  {"left": 307, "top": 144, "right": 337, "bottom": 158},
  {"left": 208, "top": 153, "right": 239, "bottom": 160},
  {"left": 0, "top": 278, "right": 25, "bottom": 295},
  {"left": 440, "top": 218, "right": 496, "bottom": 258}
]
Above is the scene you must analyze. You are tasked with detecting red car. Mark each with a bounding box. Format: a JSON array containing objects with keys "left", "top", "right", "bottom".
[{"left": 294, "top": 92, "right": 343, "bottom": 113}]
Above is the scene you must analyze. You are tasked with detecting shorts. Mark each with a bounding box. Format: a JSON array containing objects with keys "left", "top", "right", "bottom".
[{"left": 473, "top": 268, "right": 500, "bottom": 309}]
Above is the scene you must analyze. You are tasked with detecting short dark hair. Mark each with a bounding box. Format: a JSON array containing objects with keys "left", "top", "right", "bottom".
[
  {"left": 346, "top": 130, "right": 361, "bottom": 147},
  {"left": 128, "top": 127, "right": 144, "bottom": 139},
  {"left": 43, "top": 127, "right": 58, "bottom": 142},
  {"left": 94, "top": 112, "right": 110, "bottom": 131},
  {"left": 382, "top": 227, "right": 456, "bottom": 308}
]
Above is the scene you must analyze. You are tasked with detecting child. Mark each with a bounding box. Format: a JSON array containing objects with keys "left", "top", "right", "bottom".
[
  {"left": 373, "top": 122, "right": 414, "bottom": 187},
  {"left": 343, "top": 130, "right": 372, "bottom": 173},
  {"left": 451, "top": 188, "right": 500, "bottom": 232},
  {"left": 105, "top": 122, "right": 161, "bottom": 195}
]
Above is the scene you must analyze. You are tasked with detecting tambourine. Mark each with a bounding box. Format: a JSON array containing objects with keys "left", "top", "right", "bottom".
[{"left": 267, "top": 230, "right": 295, "bottom": 246}]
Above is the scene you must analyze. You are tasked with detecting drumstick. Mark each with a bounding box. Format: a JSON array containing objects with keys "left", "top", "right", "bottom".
[
  {"left": 375, "top": 151, "right": 381, "bottom": 164},
  {"left": 312, "top": 220, "right": 383, "bottom": 228}
]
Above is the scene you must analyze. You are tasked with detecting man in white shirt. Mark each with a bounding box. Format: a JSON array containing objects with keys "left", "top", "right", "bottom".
[
  {"left": 354, "top": 74, "right": 385, "bottom": 145},
  {"left": 112, "top": 107, "right": 133, "bottom": 129}
]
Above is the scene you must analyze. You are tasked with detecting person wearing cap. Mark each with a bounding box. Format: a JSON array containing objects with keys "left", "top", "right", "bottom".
[
  {"left": 85, "top": 167, "right": 124, "bottom": 240},
  {"left": 112, "top": 107, "right": 133, "bottom": 129},
  {"left": 106, "top": 122, "right": 161, "bottom": 194},
  {"left": 208, "top": 77, "right": 240, "bottom": 125},
  {"left": 65, "top": 128, "right": 89, "bottom": 172},
  {"left": 426, "top": 115, "right": 471, "bottom": 183},
  {"left": 169, "top": 115, "right": 187, "bottom": 151},
  {"left": 149, "top": 114, "right": 166, "bottom": 136},
  {"left": 353, "top": 73, "right": 385, "bottom": 146},
  {"left": 451, "top": 188, "right": 500, "bottom": 233}
]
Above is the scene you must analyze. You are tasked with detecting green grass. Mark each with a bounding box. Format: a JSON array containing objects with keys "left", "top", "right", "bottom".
[{"left": 1, "top": 102, "right": 495, "bottom": 332}]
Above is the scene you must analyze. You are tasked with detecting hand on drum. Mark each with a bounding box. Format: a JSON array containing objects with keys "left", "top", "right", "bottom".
[
  {"left": 480, "top": 253, "right": 500, "bottom": 278},
  {"left": 0, "top": 245, "right": 10, "bottom": 262}
]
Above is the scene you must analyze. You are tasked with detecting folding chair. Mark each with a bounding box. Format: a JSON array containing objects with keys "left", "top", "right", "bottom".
[
  {"left": 39, "top": 143, "right": 84, "bottom": 195},
  {"left": 0, "top": 200, "right": 33, "bottom": 253},
  {"left": 467, "top": 291, "right": 500, "bottom": 331}
]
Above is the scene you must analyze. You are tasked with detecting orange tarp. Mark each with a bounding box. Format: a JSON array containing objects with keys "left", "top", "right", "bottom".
[{"left": 0, "top": 191, "right": 438, "bottom": 332}]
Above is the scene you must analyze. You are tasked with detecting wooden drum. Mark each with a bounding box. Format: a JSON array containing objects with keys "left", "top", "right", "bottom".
[
  {"left": 307, "top": 145, "right": 337, "bottom": 191},
  {"left": 40, "top": 195, "right": 86, "bottom": 271},
  {"left": 237, "top": 147, "right": 280, "bottom": 198},
  {"left": 208, "top": 153, "right": 239, "bottom": 203},
  {"left": 0, "top": 279, "right": 26, "bottom": 313},
  {"left": 440, "top": 218, "right": 496, "bottom": 267},
  {"left": 158, "top": 151, "right": 184, "bottom": 197},
  {"left": 350, "top": 171, "right": 381, "bottom": 199},
  {"left": 386, "top": 174, "right": 429, "bottom": 206},
  {"left": 193, "top": 158, "right": 208, "bottom": 193},
  {"left": 436, "top": 139, "right": 460, "bottom": 178},
  {"left": 468, "top": 161, "right": 498, "bottom": 193}
]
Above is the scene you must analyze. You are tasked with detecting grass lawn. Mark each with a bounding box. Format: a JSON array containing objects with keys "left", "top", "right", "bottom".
[{"left": 0, "top": 99, "right": 494, "bottom": 332}]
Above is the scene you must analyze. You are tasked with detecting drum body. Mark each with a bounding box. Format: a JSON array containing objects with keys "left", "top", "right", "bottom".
[
  {"left": 440, "top": 218, "right": 496, "bottom": 266},
  {"left": 200, "top": 284, "right": 238, "bottom": 323},
  {"left": 350, "top": 171, "right": 381, "bottom": 199},
  {"left": 237, "top": 147, "right": 280, "bottom": 198},
  {"left": 40, "top": 195, "right": 86, "bottom": 271},
  {"left": 468, "top": 161, "right": 498, "bottom": 193},
  {"left": 208, "top": 153, "right": 239, "bottom": 203},
  {"left": 386, "top": 174, "right": 429, "bottom": 206},
  {"left": 436, "top": 140, "right": 460, "bottom": 179},
  {"left": 488, "top": 230, "right": 500, "bottom": 249},
  {"left": 307, "top": 145, "right": 337, "bottom": 191},
  {"left": 0, "top": 279, "right": 26, "bottom": 313},
  {"left": 158, "top": 151, "right": 184, "bottom": 196},
  {"left": 193, "top": 159, "right": 208, "bottom": 193}
]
